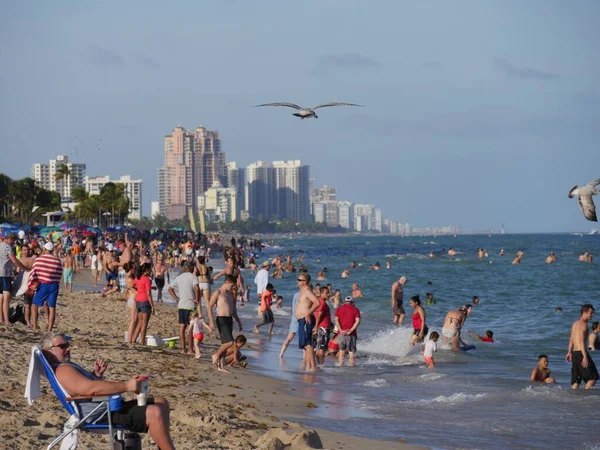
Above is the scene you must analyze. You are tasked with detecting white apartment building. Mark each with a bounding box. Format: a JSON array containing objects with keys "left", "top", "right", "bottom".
[
  {"left": 272, "top": 160, "right": 310, "bottom": 222},
  {"left": 314, "top": 200, "right": 339, "bottom": 227},
  {"left": 337, "top": 201, "right": 354, "bottom": 229},
  {"left": 201, "top": 180, "right": 237, "bottom": 223},
  {"left": 31, "top": 155, "right": 86, "bottom": 202},
  {"left": 84, "top": 175, "right": 143, "bottom": 220}
]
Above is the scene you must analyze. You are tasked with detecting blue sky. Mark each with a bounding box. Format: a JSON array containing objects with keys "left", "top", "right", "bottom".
[{"left": 1, "top": 1, "right": 599, "bottom": 232}]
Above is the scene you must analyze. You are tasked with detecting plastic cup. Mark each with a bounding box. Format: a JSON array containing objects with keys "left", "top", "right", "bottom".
[{"left": 137, "top": 376, "right": 149, "bottom": 406}]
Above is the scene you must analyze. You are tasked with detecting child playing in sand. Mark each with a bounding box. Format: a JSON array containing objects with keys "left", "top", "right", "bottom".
[
  {"left": 467, "top": 329, "right": 494, "bottom": 343},
  {"left": 424, "top": 331, "right": 439, "bottom": 368},
  {"left": 225, "top": 335, "right": 247, "bottom": 368},
  {"left": 530, "top": 354, "right": 555, "bottom": 383},
  {"left": 188, "top": 310, "right": 204, "bottom": 359}
]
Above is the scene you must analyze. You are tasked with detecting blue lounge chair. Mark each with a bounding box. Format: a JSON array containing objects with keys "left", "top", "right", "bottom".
[{"left": 26, "top": 345, "right": 137, "bottom": 449}]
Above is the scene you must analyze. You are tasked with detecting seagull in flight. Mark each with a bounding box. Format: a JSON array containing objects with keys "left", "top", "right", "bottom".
[
  {"left": 568, "top": 178, "right": 600, "bottom": 222},
  {"left": 253, "top": 102, "right": 363, "bottom": 119}
]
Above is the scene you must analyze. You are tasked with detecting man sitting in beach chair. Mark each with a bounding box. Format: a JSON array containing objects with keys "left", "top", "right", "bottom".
[{"left": 40, "top": 332, "right": 175, "bottom": 450}]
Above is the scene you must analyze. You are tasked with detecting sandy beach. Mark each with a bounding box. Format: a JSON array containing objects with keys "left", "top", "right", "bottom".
[{"left": 0, "top": 268, "right": 427, "bottom": 450}]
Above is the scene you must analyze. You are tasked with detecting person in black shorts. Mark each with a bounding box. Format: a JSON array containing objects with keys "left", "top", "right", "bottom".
[
  {"left": 208, "top": 275, "right": 243, "bottom": 373},
  {"left": 42, "top": 332, "right": 175, "bottom": 449},
  {"left": 567, "top": 304, "right": 599, "bottom": 389}
]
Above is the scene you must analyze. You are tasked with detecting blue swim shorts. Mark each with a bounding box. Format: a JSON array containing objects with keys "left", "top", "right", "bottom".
[
  {"left": 298, "top": 317, "right": 315, "bottom": 349},
  {"left": 33, "top": 282, "right": 60, "bottom": 308}
]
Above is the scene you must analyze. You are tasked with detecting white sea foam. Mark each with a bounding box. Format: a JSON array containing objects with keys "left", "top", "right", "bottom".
[
  {"left": 403, "top": 393, "right": 487, "bottom": 405},
  {"left": 360, "top": 327, "right": 416, "bottom": 358},
  {"left": 362, "top": 379, "right": 388, "bottom": 388},
  {"left": 419, "top": 373, "right": 445, "bottom": 381}
]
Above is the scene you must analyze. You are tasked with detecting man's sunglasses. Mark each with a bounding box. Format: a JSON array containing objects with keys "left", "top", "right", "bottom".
[
  {"left": 52, "top": 342, "right": 70, "bottom": 350},
  {"left": 297, "top": 279, "right": 306, "bottom": 282}
]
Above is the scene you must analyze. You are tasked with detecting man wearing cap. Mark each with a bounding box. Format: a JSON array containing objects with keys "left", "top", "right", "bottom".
[
  {"left": 334, "top": 296, "right": 362, "bottom": 367},
  {"left": 0, "top": 232, "right": 28, "bottom": 326},
  {"left": 168, "top": 261, "right": 200, "bottom": 354},
  {"left": 254, "top": 260, "right": 270, "bottom": 306},
  {"left": 28, "top": 242, "right": 63, "bottom": 331}
]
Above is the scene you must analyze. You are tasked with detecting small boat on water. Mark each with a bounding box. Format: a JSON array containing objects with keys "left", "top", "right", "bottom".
[{"left": 591, "top": 229, "right": 598, "bottom": 235}]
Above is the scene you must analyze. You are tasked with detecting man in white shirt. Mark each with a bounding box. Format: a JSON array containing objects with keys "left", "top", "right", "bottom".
[
  {"left": 168, "top": 261, "right": 200, "bottom": 354},
  {"left": 254, "top": 260, "right": 270, "bottom": 305}
]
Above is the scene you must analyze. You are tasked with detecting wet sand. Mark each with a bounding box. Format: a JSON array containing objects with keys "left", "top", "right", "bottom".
[{"left": 1, "top": 268, "right": 427, "bottom": 449}]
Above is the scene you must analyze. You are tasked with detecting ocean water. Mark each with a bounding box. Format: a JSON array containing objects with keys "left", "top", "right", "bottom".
[{"left": 234, "top": 234, "right": 600, "bottom": 450}]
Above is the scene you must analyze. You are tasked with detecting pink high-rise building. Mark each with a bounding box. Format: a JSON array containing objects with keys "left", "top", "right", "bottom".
[{"left": 160, "top": 125, "right": 226, "bottom": 220}]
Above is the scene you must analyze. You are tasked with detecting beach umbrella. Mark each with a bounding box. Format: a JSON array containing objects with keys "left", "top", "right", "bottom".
[
  {"left": 58, "top": 222, "right": 69, "bottom": 230},
  {"left": 0, "top": 223, "right": 16, "bottom": 230},
  {"left": 82, "top": 230, "right": 96, "bottom": 237}
]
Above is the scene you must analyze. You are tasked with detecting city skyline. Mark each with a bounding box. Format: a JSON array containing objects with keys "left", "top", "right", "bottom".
[{"left": 2, "top": 2, "right": 599, "bottom": 232}]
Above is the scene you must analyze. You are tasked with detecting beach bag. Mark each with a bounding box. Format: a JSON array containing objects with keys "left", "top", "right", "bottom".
[{"left": 9, "top": 303, "right": 27, "bottom": 325}]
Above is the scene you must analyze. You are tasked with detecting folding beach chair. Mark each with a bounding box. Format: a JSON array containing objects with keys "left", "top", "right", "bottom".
[{"left": 25, "top": 345, "right": 139, "bottom": 450}]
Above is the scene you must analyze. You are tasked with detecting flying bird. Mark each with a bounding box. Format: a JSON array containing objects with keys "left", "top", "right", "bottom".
[
  {"left": 253, "top": 102, "right": 363, "bottom": 119},
  {"left": 568, "top": 178, "right": 600, "bottom": 222}
]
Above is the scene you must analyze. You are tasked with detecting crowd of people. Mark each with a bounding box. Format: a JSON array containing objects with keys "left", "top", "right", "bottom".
[{"left": 2, "top": 227, "right": 599, "bottom": 448}]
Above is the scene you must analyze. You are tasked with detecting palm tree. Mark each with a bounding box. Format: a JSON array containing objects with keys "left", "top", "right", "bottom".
[
  {"left": 0, "top": 173, "right": 13, "bottom": 219},
  {"left": 54, "top": 163, "right": 77, "bottom": 200},
  {"left": 8, "top": 178, "right": 37, "bottom": 223},
  {"left": 71, "top": 185, "right": 88, "bottom": 203}
]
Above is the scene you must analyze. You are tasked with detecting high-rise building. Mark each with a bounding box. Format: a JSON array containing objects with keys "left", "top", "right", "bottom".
[
  {"left": 337, "top": 201, "right": 354, "bottom": 229},
  {"left": 84, "top": 175, "right": 143, "bottom": 220},
  {"left": 314, "top": 200, "right": 338, "bottom": 227},
  {"left": 353, "top": 204, "right": 375, "bottom": 232},
  {"left": 245, "top": 161, "right": 275, "bottom": 219},
  {"left": 32, "top": 155, "right": 86, "bottom": 202},
  {"left": 193, "top": 126, "right": 226, "bottom": 195},
  {"left": 273, "top": 160, "right": 310, "bottom": 222},
  {"left": 156, "top": 168, "right": 165, "bottom": 217},
  {"left": 226, "top": 162, "right": 246, "bottom": 220},
  {"left": 201, "top": 180, "right": 237, "bottom": 223},
  {"left": 160, "top": 125, "right": 226, "bottom": 220},
  {"left": 311, "top": 185, "right": 336, "bottom": 204},
  {"left": 151, "top": 201, "right": 160, "bottom": 218},
  {"left": 374, "top": 208, "right": 383, "bottom": 232}
]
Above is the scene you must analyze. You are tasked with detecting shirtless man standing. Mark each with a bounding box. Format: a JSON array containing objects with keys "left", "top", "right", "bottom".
[
  {"left": 391, "top": 276, "right": 407, "bottom": 325},
  {"left": 62, "top": 249, "right": 75, "bottom": 292},
  {"left": 442, "top": 305, "right": 472, "bottom": 350},
  {"left": 153, "top": 255, "right": 169, "bottom": 302},
  {"left": 117, "top": 240, "right": 133, "bottom": 268},
  {"left": 207, "top": 275, "right": 242, "bottom": 373},
  {"left": 566, "top": 304, "right": 598, "bottom": 389},
  {"left": 295, "top": 273, "right": 320, "bottom": 372},
  {"left": 213, "top": 257, "right": 244, "bottom": 301}
]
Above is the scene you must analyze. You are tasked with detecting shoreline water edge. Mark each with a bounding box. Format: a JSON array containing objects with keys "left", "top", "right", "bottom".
[{"left": 3, "top": 267, "right": 426, "bottom": 450}]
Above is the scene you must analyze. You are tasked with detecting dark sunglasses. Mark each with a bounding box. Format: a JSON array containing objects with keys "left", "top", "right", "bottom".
[
  {"left": 297, "top": 278, "right": 306, "bottom": 282},
  {"left": 52, "top": 342, "right": 70, "bottom": 350}
]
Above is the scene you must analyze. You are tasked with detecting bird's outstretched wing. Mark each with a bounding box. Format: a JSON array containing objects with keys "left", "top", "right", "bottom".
[
  {"left": 584, "top": 178, "right": 600, "bottom": 189},
  {"left": 578, "top": 195, "right": 598, "bottom": 222},
  {"left": 313, "top": 102, "right": 364, "bottom": 110},
  {"left": 254, "top": 102, "right": 302, "bottom": 110}
]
